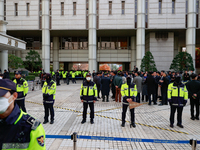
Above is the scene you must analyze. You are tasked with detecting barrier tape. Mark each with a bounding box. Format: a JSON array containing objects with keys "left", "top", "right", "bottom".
[
  {"left": 26, "top": 100, "right": 189, "bottom": 135},
  {"left": 46, "top": 135, "right": 190, "bottom": 144}
]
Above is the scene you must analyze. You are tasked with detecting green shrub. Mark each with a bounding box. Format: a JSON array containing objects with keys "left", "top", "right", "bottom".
[{"left": 25, "top": 75, "right": 35, "bottom": 81}]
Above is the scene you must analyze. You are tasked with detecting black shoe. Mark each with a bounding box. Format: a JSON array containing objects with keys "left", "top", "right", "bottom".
[
  {"left": 121, "top": 123, "right": 125, "bottom": 127},
  {"left": 130, "top": 123, "right": 136, "bottom": 128},
  {"left": 148, "top": 103, "right": 151, "bottom": 105},
  {"left": 50, "top": 120, "right": 54, "bottom": 124},
  {"left": 90, "top": 119, "right": 94, "bottom": 124},
  {"left": 43, "top": 120, "right": 49, "bottom": 124},
  {"left": 177, "top": 124, "right": 184, "bottom": 128},
  {"left": 196, "top": 117, "right": 199, "bottom": 120},
  {"left": 170, "top": 124, "right": 174, "bottom": 128},
  {"left": 191, "top": 117, "right": 195, "bottom": 120},
  {"left": 81, "top": 119, "right": 86, "bottom": 124},
  {"left": 153, "top": 103, "right": 157, "bottom": 105},
  {"left": 102, "top": 98, "right": 105, "bottom": 102},
  {"left": 106, "top": 99, "right": 109, "bottom": 102}
]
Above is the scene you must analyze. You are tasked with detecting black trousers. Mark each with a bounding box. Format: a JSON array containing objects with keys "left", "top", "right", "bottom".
[
  {"left": 170, "top": 106, "right": 183, "bottom": 125},
  {"left": 83, "top": 102, "right": 94, "bottom": 119},
  {"left": 15, "top": 99, "right": 26, "bottom": 112},
  {"left": 66, "top": 77, "right": 69, "bottom": 85},
  {"left": 72, "top": 78, "right": 76, "bottom": 83},
  {"left": 97, "top": 85, "right": 100, "bottom": 98},
  {"left": 122, "top": 104, "right": 135, "bottom": 123},
  {"left": 43, "top": 102, "right": 55, "bottom": 121},
  {"left": 111, "top": 85, "right": 116, "bottom": 98},
  {"left": 63, "top": 78, "right": 66, "bottom": 83},
  {"left": 56, "top": 78, "right": 60, "bottom": 85},
  {"left": 190, "top": 98, "right": 199, "bottom": 118}
]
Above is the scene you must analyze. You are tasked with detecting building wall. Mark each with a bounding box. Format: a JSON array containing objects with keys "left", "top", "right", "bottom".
[
  {"left": 149, "top": 32, "right": 174, "bottom": 71},
  {"left": 99, "top": 0, "right": 135, "bottom": 29},
  {"left": 6, "top": 0, "right": 39, "bottom": 30},
  {"left": 52, "top": 0, "right": 86, "bottom": 29},
  {"left": 148, "top": 0, "right": 185, "bottom": 29}
]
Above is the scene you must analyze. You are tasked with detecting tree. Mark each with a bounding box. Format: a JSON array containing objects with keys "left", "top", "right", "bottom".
[
  {"left": 140, "top": 51, "right": 157, "bottom": 72},
  {"left": 170, "top": 52, "right": 194, "bottom": 72},
  {"left": 8, "top": 54, "right": 24, "bottom": 69},
  {"left": 24, "top": 50, "right": 42, "bottom": 72}
]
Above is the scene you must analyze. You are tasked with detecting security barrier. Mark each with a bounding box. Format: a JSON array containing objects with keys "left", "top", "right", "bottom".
[{"left": 46, "top": 133, "right": 198, "bottom": 150}]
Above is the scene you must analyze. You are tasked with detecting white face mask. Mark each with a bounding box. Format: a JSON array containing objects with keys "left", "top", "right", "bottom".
[
  {"left": 0, "top": 95, "right": 13, "bottom": 114},
  {"left": 86, "top": 77, "right": 91, "bottom": 81},
  {"left": 0, "top": 77, "right": 2, "bottom": 79}
]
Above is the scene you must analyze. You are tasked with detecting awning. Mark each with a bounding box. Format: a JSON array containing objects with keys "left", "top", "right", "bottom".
[{"left": 0, "top": 32, "right": 26, "bottom": 51}]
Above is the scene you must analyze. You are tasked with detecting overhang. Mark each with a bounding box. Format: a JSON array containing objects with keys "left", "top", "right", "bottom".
[{"left": 0, "top": 32, "right": 26, "bottom": 51}]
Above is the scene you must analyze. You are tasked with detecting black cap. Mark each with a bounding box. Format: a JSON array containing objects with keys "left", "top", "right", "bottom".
[
  {"left": 0, "top": 79, "right": 16, "bottom": 96},
  {"left": 86, "top": 73, "right": 91, "bottom": 76},
  {"left": 15, "top": 71, "right": 22, "bottom": 75}
]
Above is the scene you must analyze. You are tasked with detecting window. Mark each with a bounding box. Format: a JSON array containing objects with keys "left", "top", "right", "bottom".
[
  {"left": 26, "top": 3, "right": 30, "bottom": 16},
  {"left": 39, "top": 0, "right": 42, "bottom": 29},
  {"left": 109, "top": 1, "right": 112, "bottom": 15},
  {"left": 73, "top": 2, "right": 76, "bottom": 15},
  {"left": 145, "top": 0, "right": 148, "bottom": 28},
  {"left": 159, "top": 0, "right": 162, "bottom": 14},
  {"left": 197, "top": 0, "right": 199, "bottom": 27},
  {"left": 186, "top": 0, "right": 188, "bottom": 28},
  {"left": 122, "top": 1, "right": 125, "bottom": 15},
  {"left": 61, "top": 2, "right": 64, "bottom": 15},
  {"left": 86, "top": 0, "right": 88, "bottom": 29},
  {"left": 135, "top": 0, "right": 137, "bottom": 28},
  {"left": 4, "top": 0, "right": 6, "bottom": 20},
  {"left": 60, "top": 37, "right": 88, "bottom": 50},
  {"left": 172, "top": 0, "right": 175, "bottom": 14},
  {"left": 15, "top": 3, "right": 18, "bottom": 16}
]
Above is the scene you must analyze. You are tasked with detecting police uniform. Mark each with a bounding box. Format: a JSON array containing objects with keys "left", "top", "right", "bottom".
[
  {"left": 121, "top": 78, "right": 137, "bottom": 127},
  {"left": 72, "top": 71, "right": 76, "bottom": 84},
  {"left": 0, "top": 79, "right": 46, "bottom": 150},
  {"left": 42, "top": 74, "right": 56, "bottom": 124},
  {"left": 13, "top": 71, "right": 29, "bottom": 112},
  {"left": 80, "top": 73, "right": 97, "bottom": 124},
  {"left": 62, "top": 71, "right": 67, "bottom": 83},
  {"left": 168, "top": 78, "right": 188, "bottom": 128}
]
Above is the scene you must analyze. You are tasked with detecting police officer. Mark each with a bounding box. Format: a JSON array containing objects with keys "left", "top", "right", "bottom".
[
  {"left": 80, "top": 73, "right": 97, "bottom": 124},
  {"left": 55, "top": 70, "right": 60, "bottom": 86},
  {"left": 42, "top": 73, "right": 56, "bottom": 124},
  {"left": 13, "top": 71, "right": 29, "bottom": 112},
  {"left": 168, "top": 76, "right": 188, "bottom": 128},
  {"left": 72, "top": 71, "right": 76, "bottom": 84},
  {"left": 121, "top": 75, "right": 137, "bottom": 128},
  {"left": 0, "top": 79, "right": 46, "bottom": 150},
  {"left": 62, "top": 70, "right": 67, "bottom": 84}
]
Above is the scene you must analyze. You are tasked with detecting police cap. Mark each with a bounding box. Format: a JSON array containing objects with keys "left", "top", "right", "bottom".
[
  {"left": 15, "top": 71, "right": 22, "bottom": 75},
  {"left": 0, "top": 79, "right": 16, "bottom": 96}
]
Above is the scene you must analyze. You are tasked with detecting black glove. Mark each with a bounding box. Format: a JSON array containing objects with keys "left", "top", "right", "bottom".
[{"left": 183, "top": 103, "right": 186, "bottom": 107}]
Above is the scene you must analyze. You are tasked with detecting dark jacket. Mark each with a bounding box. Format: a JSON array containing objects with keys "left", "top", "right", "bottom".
[
  {"left": 93, "top": 76, "right": 101, "bottom": 87},
  {"left": 101, "top": 77, "right": 111, "bottom": 96},
  {"left": 145, "top": 75, "right": 157, "bottom": 94},
  {"left": 161, "top": 77, "right": 169, "bottom": 92},
  {"left": 3, "top": 71, "right": 10, "bottom": 79},
  {"left": 113, "top": 75, "right": 122, "bottom": 88},
  {"left": 142, "top": 77, "right": 148, "bottom": 95},
  {"left": 183, "top": 73, "right": 190, "bottom": 81},
  {"left": 186, "top": 80, "right": 200, "bottom": 99}
]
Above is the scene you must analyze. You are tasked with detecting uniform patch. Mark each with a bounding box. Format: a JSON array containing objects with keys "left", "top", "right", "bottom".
[
  {"left": 37, "top": 136, "right": 44, "bottom": 147},
  {"left": 24, "top": 83, "right": 27, "bottom": 86}
]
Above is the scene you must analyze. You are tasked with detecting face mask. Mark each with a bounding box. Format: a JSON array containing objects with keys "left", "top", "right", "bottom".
[
  {"left": 0, "top": 95, "right": 13, "bottom": 114},
  {"left": 0, "top": 77, "right": 2, "bottom": 79},
  {"left": 86, "top": 77, "right": 91, "bottom": 81}
]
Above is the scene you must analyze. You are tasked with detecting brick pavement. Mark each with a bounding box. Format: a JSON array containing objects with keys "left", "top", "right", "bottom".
[{"left": 25, "top": 80, "right": 200, "bottom": 150}]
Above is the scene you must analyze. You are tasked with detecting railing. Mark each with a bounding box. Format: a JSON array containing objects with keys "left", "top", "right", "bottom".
[{"left": 46, "top": 133, "right": 198, "bottom": 150}]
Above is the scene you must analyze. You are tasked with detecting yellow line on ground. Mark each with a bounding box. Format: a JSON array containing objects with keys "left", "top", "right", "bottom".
[{"left": 25, "top": 100, "right": 189, "bottom": 135}]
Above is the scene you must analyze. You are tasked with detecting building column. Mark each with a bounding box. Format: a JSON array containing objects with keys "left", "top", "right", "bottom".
[
  {"left": 42, "top": 0, "right": 50, "bottom": 73},
  {"left": 0, "top": 0, "right": 8, "bottom": 71},
  {"left": 53, "top": 37, "right": 59, "bottom": 71},
  {"left": 186, "top": 0, "right": 196, "bottom": 69},
  {"left": 130, "top": 36, "right": 136, "bottom": 71},
  {"left": 88, "top": 0, "right": 97, "bottom": 72},
  {"left": 0, "top": 50, "right": 8, "bottom": 71},
  {"left": 136, "top": 0, "right": 145, "bottom": 70}
]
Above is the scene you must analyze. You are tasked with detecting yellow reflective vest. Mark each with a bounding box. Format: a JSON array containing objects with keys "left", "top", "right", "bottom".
[
  {"left": 13, "top": 78, "right": 29, "bottom": 100},
  {"left": 42, "top": 80, "right": 56, "bottom": 102},
  {"left": 72, "top": 72, "right": 76, "bottom": 78},
  {"left": 80, "top": 81, "right": 97, "bottom": 102},
  {"left": 168, "top": 83, "right": 188, "bottom": 107},
  {"left": 62, "top": 71, "right": 67, "bottom": 78},
  {"left": 121, "top": 83, "right": 137, "bottom": 103}
]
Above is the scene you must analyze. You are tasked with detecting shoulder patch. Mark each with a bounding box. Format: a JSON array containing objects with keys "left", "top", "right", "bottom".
[{"left": 37, "top": 135, "right": 45, "bottom": 147}]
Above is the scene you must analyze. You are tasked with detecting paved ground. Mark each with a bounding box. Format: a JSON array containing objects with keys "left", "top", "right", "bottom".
[{"left": 26, "top": 80, "right": 200, "bottom": 150}]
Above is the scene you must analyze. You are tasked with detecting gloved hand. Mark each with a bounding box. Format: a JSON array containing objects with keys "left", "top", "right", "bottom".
[{"left": 183, "top": 103, "right": 186, "bottom": 107}]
